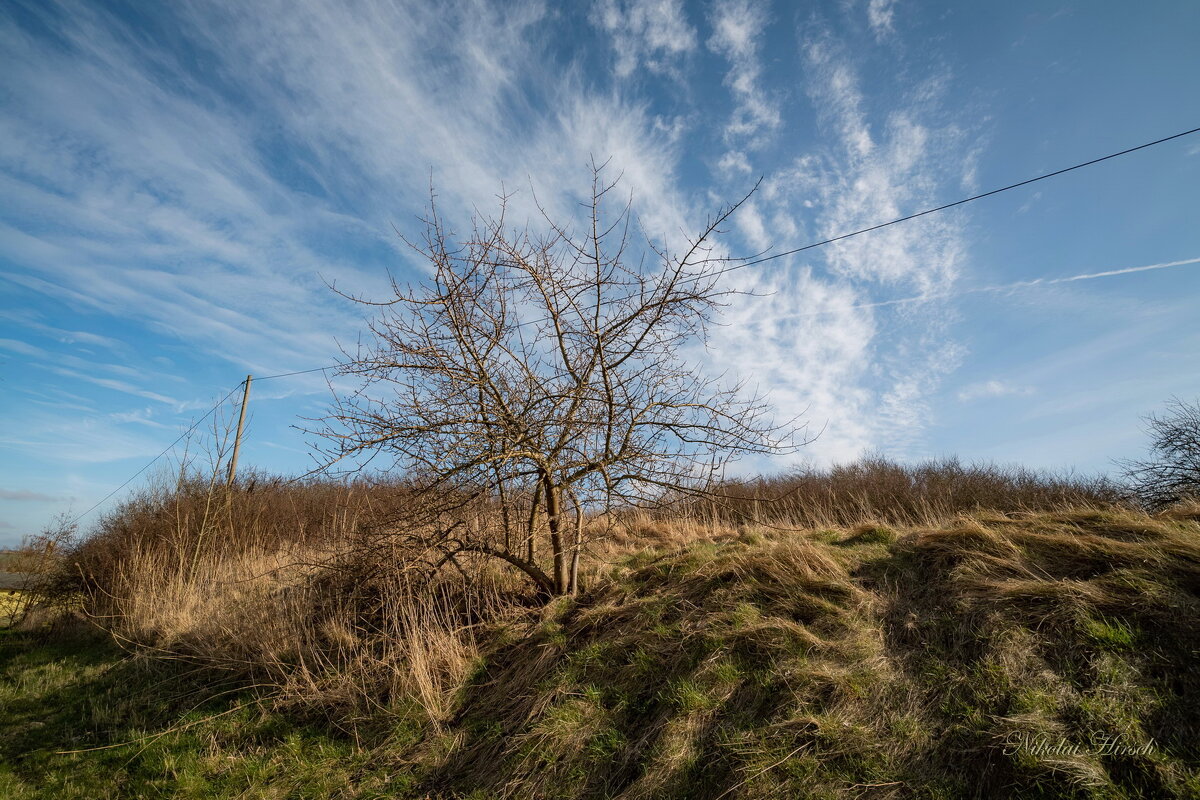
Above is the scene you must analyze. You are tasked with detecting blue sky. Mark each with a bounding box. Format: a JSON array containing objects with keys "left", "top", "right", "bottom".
[{"left": 1, "top": 0, "right": 1198, "bottom": 546}]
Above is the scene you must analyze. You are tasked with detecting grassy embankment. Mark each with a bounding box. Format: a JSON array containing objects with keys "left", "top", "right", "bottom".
[{"left": 2, "top": 461, "right": 1198, "bottom": 798}]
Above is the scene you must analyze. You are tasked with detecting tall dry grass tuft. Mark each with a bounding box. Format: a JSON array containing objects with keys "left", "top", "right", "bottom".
[{"left": 40, "top": 471, "right": 504, "bottom": 733}]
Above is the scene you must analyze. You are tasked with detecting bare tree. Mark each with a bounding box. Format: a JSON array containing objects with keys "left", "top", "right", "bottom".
[
  {"left": 1121, "top": 397, "right": 1200, "bottom": 510},
  {"left": 313, "top": 164, "right": 799, "bottom": 596}
]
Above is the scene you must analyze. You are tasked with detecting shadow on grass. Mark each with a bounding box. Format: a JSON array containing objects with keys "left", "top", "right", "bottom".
[
  {"left": 0, "top": 626, "right": 403, "bottom": 800},
  {"left": 853, "top": 513, "right": 1200, "bottom": 799},
  {"left": 418, "top": 537, "right": 892, "bottom": 800}
]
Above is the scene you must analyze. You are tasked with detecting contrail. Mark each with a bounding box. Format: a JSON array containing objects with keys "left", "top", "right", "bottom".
[
  {"left": 1039, "top": 257, "right": 1200, "bottom": 284},
  {"left": 791, "top": 256, "right": 1200, "bottom": 317}
]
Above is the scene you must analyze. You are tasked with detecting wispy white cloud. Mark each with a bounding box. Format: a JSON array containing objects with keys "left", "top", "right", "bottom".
[
  {"left": 705, "top": 266, "right": 876, "bottom": 464},
  {"left": 42, "top": 367, "right": 177, "bottom": 406},
  {"left": 708, "top": 0, "right": 779, "bottom": 160},
  {"left": 777, "top": 256, "right": 1200, "bottom": 318},
  {"left": 734, "top": 201, "right": 771, "bottom": 252},
  {"left": 109, "top": 408, "right": 170, "bottom": 429},
  {"left": 0, "top": 311, "right": 125, "bottom": 352},
  {"left": 0, "top": 384, "right": 247, "bottom": 468},
  {"left": 0, "top": 0, "right": 698, "bottom": 378},
  {"left": 1016, "top": 190, "right": 1042, "bottom": 214},
  {"left": 593, "top": 0, "right": 698, "bottom": 78},
  {"left": 0, "top": 338, "right": 46, "bottom": 358},
  {"left": 957, "top": 379, "right": 1035, "bottom": 402},
  {"left": 717, "top": 149, "right": 752, "bottom": 175},
  {"left": 866, "top": 0, "right": 898, "bottom": 39},
  {"left": 705, "top": 19, "right": 973, "bottom": 465},
  {"left": 799, "top": 37, "right": 968, "bottom": 292}
]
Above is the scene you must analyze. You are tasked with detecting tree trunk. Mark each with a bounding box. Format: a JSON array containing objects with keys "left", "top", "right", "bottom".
[
  {"left": 568, "top": 498, "right": 583, "bottom": 596},
  {"left": 526, "top": 480, "right": 542, "bottom": 566},
  {"left": 542, "top": 475, "right": 569, "bottom": 594}
]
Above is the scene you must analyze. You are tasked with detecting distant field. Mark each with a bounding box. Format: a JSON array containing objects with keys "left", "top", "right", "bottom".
[
  {"left": 1, "top": 551, "right": 31, "bottom": 627},
  {"left": 0, "top": 590, "right": 24, "bottom": 627}
]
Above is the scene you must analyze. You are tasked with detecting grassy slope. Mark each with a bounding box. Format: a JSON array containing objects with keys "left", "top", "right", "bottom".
[{"left": 3, "top": 508, "right": 1200, "bottom": 799}]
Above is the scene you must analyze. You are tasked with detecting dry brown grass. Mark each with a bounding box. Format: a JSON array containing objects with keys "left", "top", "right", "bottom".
[{"left": 76, "top": 534, "right": 490, "bottom": 732}]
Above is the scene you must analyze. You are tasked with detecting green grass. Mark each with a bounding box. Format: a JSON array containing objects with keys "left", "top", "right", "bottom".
[{"left": 0, "top": 628, "right": 411, "bottom": 799}]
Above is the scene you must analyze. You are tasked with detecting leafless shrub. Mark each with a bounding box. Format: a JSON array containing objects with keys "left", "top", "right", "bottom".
[
  {"left": 1121, "top": 397, "right": 1200, "bottom": 511},
  {"left": 57, "top": 469, "right": 426, "bottom": 611}
]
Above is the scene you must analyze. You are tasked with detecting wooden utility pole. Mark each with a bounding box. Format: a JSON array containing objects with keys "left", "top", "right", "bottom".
[{"left": 226, "top": 375, "right": 252, "bottom": 487}]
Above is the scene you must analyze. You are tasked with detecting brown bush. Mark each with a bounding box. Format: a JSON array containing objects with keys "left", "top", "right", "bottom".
[
  {"left": 58, "top": 472, "right": 400, "bottom": 600},
  {"left": 690, "top": 455, "right": 1128, "bottom": 529}
]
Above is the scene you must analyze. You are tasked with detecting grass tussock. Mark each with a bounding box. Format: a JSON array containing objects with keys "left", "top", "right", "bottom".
[{"left": 7, "top": 459, "right": 1200, "bottom": 798}]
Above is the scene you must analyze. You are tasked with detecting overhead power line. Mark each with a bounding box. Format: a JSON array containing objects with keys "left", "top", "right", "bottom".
[
  {"left": 67, "top": 381, "right": 245, "bottom": 526},
  {"left": 727, "top": 124, "right": 1200, "bottom": 273},
  {"left": 255, "top": 365, "right": 333, "bottom": 381}
]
